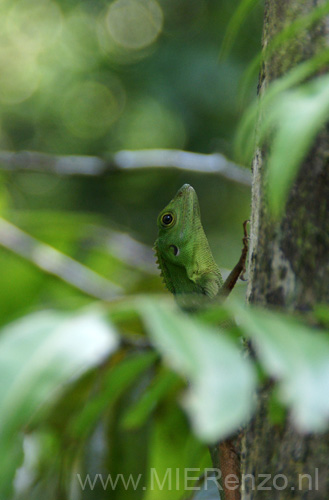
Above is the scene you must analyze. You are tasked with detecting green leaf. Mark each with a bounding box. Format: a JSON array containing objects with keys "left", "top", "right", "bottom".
[
  {"left": 138, "top": 300, "right": 256, "bottom": 442},
  {"left": 237, "top": 4, "right": 329, "bottom": 108},
  {"left": 70, "top": 350, "right": 158, "bottom": 438},
  {"left": 104, "top": 367, "right": 153, "bottom": 500},
  {"left": 232, "top": 302, "right": 329, "bottom": 432},
  {"left": 0, "top": 308, "right": 119, "bottom": 498},
  {"left": 236, "top": 58, "right": 329, "bottom": 216},
  {"left": 144, "top": 401, "right": 210, "bottom": 499},
  {"left": 267, "top": 74, "right": 329, "bottom": 215},
  {"left": 122, "top": 368, "right": 181, "bottom": 429},
  {"left": 220, "top": 0, "right": 260, "bottom": 60}
]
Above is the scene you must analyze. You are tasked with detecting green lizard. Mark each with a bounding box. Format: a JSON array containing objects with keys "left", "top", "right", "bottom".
[
  {"left": 154, "top": 183, "right": 248, "bottom": 311},
  {"left": 154, "top": 183, "right": 249, "bottom": 500}
]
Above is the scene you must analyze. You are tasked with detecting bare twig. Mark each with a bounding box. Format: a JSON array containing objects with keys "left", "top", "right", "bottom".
[
  {"left": 0, "top": 218, "right": 122, "bottom": 301},
  {"left": 0, "top": 149, "right": 251, "bottom": 186},
  {"left": 106, "top": 231, "right": 158, "bottom": 274}
]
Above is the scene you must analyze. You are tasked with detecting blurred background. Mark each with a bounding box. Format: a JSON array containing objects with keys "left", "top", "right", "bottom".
[
  {"left": 3, "top": 4, "right": 329, "bottom": 500},
  {"left": 0, "top": 1, "right": 265, "bottom": 499},
  {"left": 0, "top": 0, "right": 263, "bottom": 326}
]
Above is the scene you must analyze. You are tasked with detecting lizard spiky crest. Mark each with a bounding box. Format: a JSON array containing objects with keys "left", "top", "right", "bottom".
[{"left": 153, "top": 241, "right": 175, "bottom": 294}]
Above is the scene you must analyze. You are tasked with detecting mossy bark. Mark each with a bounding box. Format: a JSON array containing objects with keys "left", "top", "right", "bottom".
[{"left": 242, "top": 1, "right": 329, "bottom": 498}]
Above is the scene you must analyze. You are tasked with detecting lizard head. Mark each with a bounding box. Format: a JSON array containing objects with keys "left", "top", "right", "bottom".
[
  {"left": 155, "top": 183, "right": 202, "bottom": 267},
  {"left": 154, "top": 183, "right": 222, "bottom": 302}
]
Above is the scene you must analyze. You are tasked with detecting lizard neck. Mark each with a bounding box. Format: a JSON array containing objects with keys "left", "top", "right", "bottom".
[
  {"left": 155, "top": 239, "right": 223, "bottom": 312},
  {"left": 165, "top": 263, "right": 206, "bottom": 311}
]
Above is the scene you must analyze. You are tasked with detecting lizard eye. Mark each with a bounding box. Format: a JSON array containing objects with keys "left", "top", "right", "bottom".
[{"left": 161, "top": 213, "right": 175, "bottom": 227}]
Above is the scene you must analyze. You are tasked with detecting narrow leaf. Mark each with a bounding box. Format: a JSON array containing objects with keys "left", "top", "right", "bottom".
[
  {"left": 122, "top": 368, "right": 181, "bottom": 429},
  {"left": 220, "top": 0, "right": 260, "bottom": 60},
  {"left": 267, "top": 74, "right": 329, "bottom": 215},
  {"left": 70, "top": 350, "right": 158, "bottom": 437}
]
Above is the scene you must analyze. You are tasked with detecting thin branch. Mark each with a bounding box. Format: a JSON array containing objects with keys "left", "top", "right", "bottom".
[
  {"left": 99, "top": 226, "right": 158, "bottom": 274},
  {"left": 0, "top": 149, "right": 251, "bottom": 186},
  {"left": 0, "top": 218, "right": 122, "bottom": 301}
]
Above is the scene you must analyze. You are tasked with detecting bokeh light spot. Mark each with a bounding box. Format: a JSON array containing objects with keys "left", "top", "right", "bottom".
[
  {"left": 0, "top": 0, "right": 63, "bottom": 105},
  {"left": 7, "top": 0, "right": 63, "bottom": 53},
  {"left": 117, "top": 98, "right": 186, "bottom": 149},
  {"left": 106, "top": 0, "right": 163, "bottom": 50},
  {"left": 59, "top": 8, "right": 100, "bottom": 71},
  {"left": 61, "top": 81, "right": 126, "bottom": 139},
  {"left": 0, "top": 46, "right": 39, "bottom": 104}
]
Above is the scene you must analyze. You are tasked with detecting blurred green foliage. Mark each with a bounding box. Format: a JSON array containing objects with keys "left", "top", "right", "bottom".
[
  {"left": 1, "top": 0, "right": 263, "bottom": 326},
  {"left": 4, "top": 0, "right": 329, "bottom": 499},
  {"left": 0, "top": 0, "right": 328, "bottom": 500},
  {"left": 0, "top": 1, "right": 263, "bottom": 498}
]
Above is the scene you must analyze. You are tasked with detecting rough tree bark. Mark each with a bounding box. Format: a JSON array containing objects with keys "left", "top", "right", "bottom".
[{"left": 242, "top": 0, "right": 329, "bottom": 499}]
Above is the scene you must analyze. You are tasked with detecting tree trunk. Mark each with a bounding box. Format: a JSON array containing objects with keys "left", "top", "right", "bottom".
[{"left": 242, "top": 0, "right": 329, "bottom": 498}]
